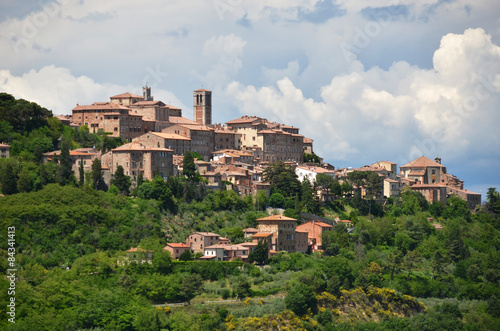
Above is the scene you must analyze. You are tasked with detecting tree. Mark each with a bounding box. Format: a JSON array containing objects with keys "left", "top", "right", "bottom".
[
  {"left": 386, "top": 249, "right": 403, "bottom": 282},
  {"left": 285, "top": 283, "right": 318, "bottom": 316},
  {"left": 183, "top": 151, "right": 196, "bottom": 180},
  {"left": 233, "top": 276, "right": 252, "bottom": 299},
  {"left": 178, "top": 250, "right": 193, "bottom": 261},
  {"left": 269, "top": 192, "right": 285, "bottom": 208},
  {"left": 17, "top": 169, "right": 32, "bottom": 193},
  {"left": 254, "top": 190, "right": 269, "bottom": 211},
  {"left": 56, "top": 136, "right": 73, "bottom": 186},
  {"left": 179, "top": 273, "right": 203, "bottom": 305},
  {"left": 248, "top": 240, "right": 269, "bottom": 264},
  {"left": 1, "top": 162, "right": 17, "bottom": 194},
  {"left": 110, "top": 165, "right": 131, "bottom": 195},
  {"left": 403, "top": 250, "right": 422, "bottom": 281},
  {"left": 91, "top": 158, "right": 105, "bottom": 190},
  {"left": 431, "top": 250, "right": 445, "bottom": 281},
  {"left": 262, "top": 162, "right": 301, "bottom": 198},
  {"left": 486, "top": 187, "right": 500, "bottom": 215},
  {"left": 78, "top": 157, "right": 85, "bottom": 187},
  {"left": 303, "top": 153, "right": 321, "bottom": 164},
  {"left": 301, "top": 176, "right": 321, "bottom": 214},
  {"left": 33, "top": 144, "right": 44, "bottom": 165}
]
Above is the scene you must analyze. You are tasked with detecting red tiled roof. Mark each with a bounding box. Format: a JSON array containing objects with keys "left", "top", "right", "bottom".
[
  {"left": 166, "top": 243, "right": 189, "bottom": 248},
  {"left": 73, "top": 102, "right": 130, "bottom": 111},
  {"left": 401, "top": 156, "right": 444, "bottom": 168},
  {"left": 303, "top": 138, "right": 313, "bottom": 144},
  {"left": 112, "top": 142, "right": 173, "bottom": 152},
  {"left": 110, "top": 92, "right": 144, "bottom": 99},
  {"left": 257, "top": 215, "right": 297, "bottom": 222},
  {"left": 168, "top": 117, "right": 197, "bottom": 125},
  {"left": 194, "top": 88, "right": 211, "bottom": 92},
  {"left": 132, "top": 100, "right": 165, "bottom": 106},
  {"left": 226, "top": 116, "right": 262, "bottom": 124},
  {"left": 149, "top": 132, "right": 191, "bottom": 141}
]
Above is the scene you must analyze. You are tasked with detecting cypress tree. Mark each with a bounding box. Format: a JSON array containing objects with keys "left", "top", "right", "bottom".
[
  {"left": 1, "top": 163, "right": 17, "bottom": 195},
  {"left": 110, "top": 165, "right": 131, "bottom": 195}
]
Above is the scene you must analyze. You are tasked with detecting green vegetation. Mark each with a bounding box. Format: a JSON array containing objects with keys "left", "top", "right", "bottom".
[{"left": 0, "top": 94, "right": 499, "bottom": 330}]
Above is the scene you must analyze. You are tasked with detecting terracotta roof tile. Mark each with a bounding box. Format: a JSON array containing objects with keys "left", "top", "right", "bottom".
[
  {"left": 257, "top": 215, "right": 297, "bottom": 222},
  {"left": 112, "top": 142, "right": 173, "bottom": 152},
  {"left": 110, "top": 92, "right": 144, "bottom": 99},
  {"left": 401, "top": 156, "right": 444, "bottom": 168}
]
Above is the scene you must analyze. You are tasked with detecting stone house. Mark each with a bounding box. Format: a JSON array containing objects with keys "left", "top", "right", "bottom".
[
  {"left": 256, "top": 215, "right": 298, "bottom": 252},
  {"left": 132, "top": 132, "right": 191, "bottom": 156},
  {"left": 186, "top": 232, "right": 221, "bottom": 254},
  {"left": 295, "top": 220, "right": 333, "bottom": 251},
  {"left": 0, "top": 143, "right": 10, "bottom": 159},
  {"left": 161, "top": 124, "right": 215, "bottom": 161},
  {"left": 101, "top": 142, "right": 173, "bottom": 183},
  {"left": 164, "top": 243, "right": 190, "bottom": 260}
]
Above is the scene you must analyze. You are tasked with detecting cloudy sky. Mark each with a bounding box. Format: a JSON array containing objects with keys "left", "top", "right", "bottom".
[{"left": 1, "top": 0, "right": 499, "bottom": 197}]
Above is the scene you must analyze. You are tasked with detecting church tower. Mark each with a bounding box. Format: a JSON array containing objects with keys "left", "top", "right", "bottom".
[
  {"left": 143, "top": 85, "right": 153, "bottom": 101},
  {"left": 193, "top": 89, "right": 212, "bottom": 125}
]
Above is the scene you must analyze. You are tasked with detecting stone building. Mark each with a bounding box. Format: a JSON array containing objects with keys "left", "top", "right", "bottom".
[
  {"left": 400, "top": 156, "right": 447, "bottom": 185},
  {"left": 186, "top": 232, "right": 221, "bottom": 254},
  {"left": 161, "top": 124, "right": 215, "bottom": 161},
  {"left": 193, "top": 89, "right": 212, "bottom": 125},
  {"left": 295, "top": 220, "right": 333, "bottom": 251},
  {"left": 214, "top": 127, "right": 242, "bottom": 151},
  {"left": 164, "top": 243, "right": 190, "bottom": 260},
  {"left": 256, "top": 215, "right": 298, "bottom": 252},
  {"left": 303, "top": 137, "right": 314, "bottom": 154},
  {"left": 132, "top": 132, "right": 191, "bottom": 156},
  {"left": 0, "top": 143, "right": 10, "bottom": 159},
  {"left": 400, "top": 156, "right": 481, "bottom": 208},
  {"left": 101, "top": 142, "right": 173, "bottom": 183},
  {"left": 43, "top": 148, "right": 101, "bottom": 183},
  {"left": 296, "top": 164, "right": 335, "bottom": 184},
  {"left": 226, "top": 116, "right": 305, "bottom": 163}
]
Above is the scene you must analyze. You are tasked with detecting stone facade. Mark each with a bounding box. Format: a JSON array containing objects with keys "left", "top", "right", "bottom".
[
  {"left": 132, "top": 132, "right": 191, "bottom": 156},
  {"left": 193, "top": 89, "right": 212, "bottom": 125},
  {"left": 164, "top": 243, "right": 190, "bottom": 260},
  {"left": 162, "top": 124, "right": 215, "bottom": 161},
  {"left": 256, "top": 215, "right": 297, "bottom": 252},
  {"left": 101, "top": 142, "right": 173, "bottom": 183},
  {"left": 226, "top": 116, "right": 306, "bottom": 163},
  {"left": 295, "top": 231, "right": 309, "bottom": 253},
  {"left": 295, "top": 221, "right": 333, "bottom": 251},
  {"left": 214, "top": 128, "right": 242, "bottom": 151},
  {"left": 186, "top": 232, "right": 221, "bottom": 254},
  {"left": 0, "top": 143, "right": 10, "bottom": 159}
]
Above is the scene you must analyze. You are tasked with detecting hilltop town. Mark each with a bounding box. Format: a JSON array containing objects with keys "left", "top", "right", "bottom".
[
  {"left": 41, "top": 86, "right": 479, "bottom": 208},
  {"left": 0, "top": 85, "right": 467, "bottom": 259},
  {"left": 1, "top": 86, "right": 482, "bottom": 259}
]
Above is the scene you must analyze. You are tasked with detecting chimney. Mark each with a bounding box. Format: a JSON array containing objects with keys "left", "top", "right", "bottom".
[{"left": 435, "top": 157, "right": 441, "bottom": 164}]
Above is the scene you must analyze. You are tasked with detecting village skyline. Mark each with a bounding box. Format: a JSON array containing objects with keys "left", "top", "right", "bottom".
[{"left": 1, "top": 0, "right": 499, "bottom": 195}]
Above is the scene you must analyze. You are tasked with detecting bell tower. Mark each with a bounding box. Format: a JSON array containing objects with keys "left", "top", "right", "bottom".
[{"left": 193, "top": 89, "right": 212, "bottom": 125}]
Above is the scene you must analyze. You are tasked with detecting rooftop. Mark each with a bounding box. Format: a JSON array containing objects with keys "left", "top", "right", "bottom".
[
  {"left": 401, "top": 156, "right": 444, "bottom": 168},
  {"left": 110, "top": 92, "right": 144, "bottom": 99},
  {"left": 257, "top": 215, "right": 297, "bottom": 222},
  {"left": 112, "top": 142, "right": 173, "bottom": 152}
]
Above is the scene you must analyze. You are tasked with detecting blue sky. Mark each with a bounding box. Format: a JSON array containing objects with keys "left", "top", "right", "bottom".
[{"left": 0, "top": 0, "right": 499, "bottom": 198}]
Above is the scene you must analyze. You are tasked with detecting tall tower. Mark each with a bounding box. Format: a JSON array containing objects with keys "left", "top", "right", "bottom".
[
  {"left": 143, "top": 85, "right": 153, "bottom": 101},
  {"left": 193, "top": 89, "right": 212, "bottom": 125}
]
